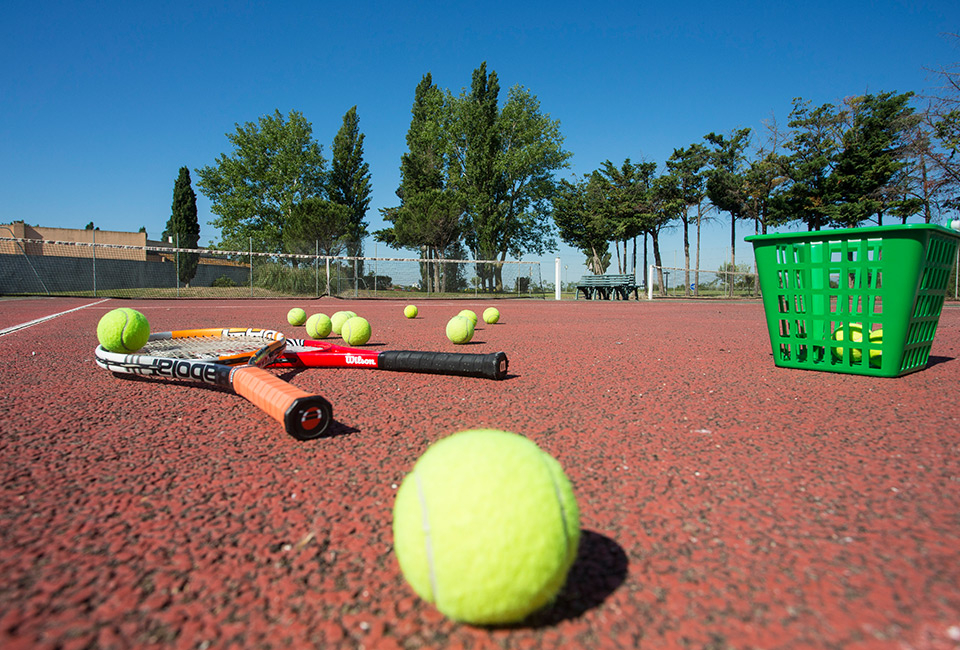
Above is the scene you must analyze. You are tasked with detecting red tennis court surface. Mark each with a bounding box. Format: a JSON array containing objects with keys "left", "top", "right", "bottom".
[{"left": 2, "top": 297, "right": 959, "bottom": 649}]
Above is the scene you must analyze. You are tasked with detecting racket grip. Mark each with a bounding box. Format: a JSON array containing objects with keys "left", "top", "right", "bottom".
[
  {"left": 230, "top": 366, "right": 333, "bottom": 440},
  {"left": 377, "top": 350, "right": 508, "bottom": 380}
]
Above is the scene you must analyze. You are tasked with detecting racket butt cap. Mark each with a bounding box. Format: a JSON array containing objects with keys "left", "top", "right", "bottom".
[{"left": 285, "top": 395, "right": 334, "bottom": 440}]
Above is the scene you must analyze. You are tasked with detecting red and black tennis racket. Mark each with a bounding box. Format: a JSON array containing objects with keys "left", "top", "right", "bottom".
[
  {"left": 94, "top": 328, "right": 333, "bottom": 440},
  {"left": 270, "top": 338, "right": 509, "bottom": 380}
]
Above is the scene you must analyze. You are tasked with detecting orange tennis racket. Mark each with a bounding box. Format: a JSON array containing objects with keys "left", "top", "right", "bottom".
[{"left": 94, "top": 328, "right": 332, "bottom": 440}]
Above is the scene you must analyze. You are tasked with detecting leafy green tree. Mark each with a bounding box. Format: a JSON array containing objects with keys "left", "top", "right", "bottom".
[
  {"left": 196, "top": 109, "right": 327, "bottom": 252},
  {"left": 328, "top": 106, "right": 372, "bottom": 258},
  {"left": 162, "top": 166, "right": 201, "bottom": 286},
  {"left": 667, "top": 144, "right": 712, "bottom": 293},
  {"left": 553, "top": 175, "right": 613, "bottom": 274},
  {"left": 646, "top": 172, "right": 685, "bottom": 295},
  {"left": 378, "top": 74, "right": 464, "bottom": 291},
  {"left": 449, "top": 63, "right": 570, "bottom": 291},
  {"left": 831, "top": 92, "right": 919, "bottom": 226},
  {"left": 770, "top": 99, "right": 845, "bottom": 230},
  {"left": 705, "top": 127, "right": 752, "bottom": 267},
  {"left": 594, "top": 159, "right": 657, "bottom": 274},
  {"left": 384, "top": 65, "right": 570, "bottom": 292},
  {"left": 282, "top": 197, "right": 352, "bottom": 258}
]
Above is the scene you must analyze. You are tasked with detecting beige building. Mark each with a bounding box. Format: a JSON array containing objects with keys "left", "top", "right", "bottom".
[{"left": 1, "top": 221, "right": 150, "bottom": 261}]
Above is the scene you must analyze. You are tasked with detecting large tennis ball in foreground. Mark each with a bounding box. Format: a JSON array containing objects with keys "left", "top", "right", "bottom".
[
  {"left": 97, "top": 308, "right": 150, "bottom": 353},
  {"left": 446, "top": 315, "right": 474, "bottom": 344},
  {"left": 392, "top": 429, "right": 580, "bottom": 625},
  {"left": 341, "top": 316, "right": 371, "bottom": 346},
  {"left": 404, "top": 304, "right": 418, "bottom": 319}
]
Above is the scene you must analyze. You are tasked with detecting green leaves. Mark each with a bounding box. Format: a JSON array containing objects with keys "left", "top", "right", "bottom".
[{"left": 196, "top": 109, "right": 327, "bottom": 252}]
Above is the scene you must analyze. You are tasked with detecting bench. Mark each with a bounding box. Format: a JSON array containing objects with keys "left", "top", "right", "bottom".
[{"left": 575, "top": 274, "right": 640, "bottom": 300}]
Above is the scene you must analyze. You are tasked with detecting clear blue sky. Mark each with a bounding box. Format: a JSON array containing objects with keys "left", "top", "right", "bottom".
[{"left": 3, "top": 0, "right": 958, "bottom": 277}]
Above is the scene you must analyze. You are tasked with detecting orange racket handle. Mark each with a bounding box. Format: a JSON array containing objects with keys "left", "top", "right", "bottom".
[{"left": 229, "top": 365, "right": 333, "bottom": 440}]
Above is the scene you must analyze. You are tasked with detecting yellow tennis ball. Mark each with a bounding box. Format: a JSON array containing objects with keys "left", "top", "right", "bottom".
[
  {"left": 97, "top": 308, "right": 150, "bottom": 353},
  {"left": 458, "top": 309, "right": 478, "bottom": 326},
  {"left": 330, "top": 310, "right": 356, "bottom": 335},
  {"left": 287, "top": 307, "right": 307, "bottom": 326},
  {"left": 341, "top": 316, "right": 371, "bottom": 346},
  {"left": 446, "top": 315, "right": 474, "bottom": 344},
  {"left": 868, "top": 328, "right": 883, "bottom": 367},
  {"left": 482, "top": 307, "right": 500, "bottom": 324},
  {"left": 306, "top": 313, "right": 333, "bottom": 339},
  {"left": 831, "top": 323, "right": 864, "bottom": 363},
  {"left": 404, "top": 304, "right": 418, "bottom": 319},
  {"left": 392, "top": 429, "right": 580, "bottom": 625}
]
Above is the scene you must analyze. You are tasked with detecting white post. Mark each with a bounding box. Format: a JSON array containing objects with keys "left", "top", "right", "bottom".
[
  {"left": 647, "top": 265, "right": 654, "bottom": 300},
  {"left": 555, "top": 257, "right": 561, "bottom": 300}
]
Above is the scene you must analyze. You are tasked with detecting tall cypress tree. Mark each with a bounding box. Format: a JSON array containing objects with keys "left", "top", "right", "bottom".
[
  {"left": 329, "top": 106, "right": 372, "bottom": 265},
  {"left": 163, "top": 166, "right": 201, "bottom": 286}
]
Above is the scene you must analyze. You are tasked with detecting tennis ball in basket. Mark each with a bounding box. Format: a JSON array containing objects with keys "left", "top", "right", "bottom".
[
  {"left": 330, "top": 311, "right": 356, "bottom": 335},
  {"left": 287, "top": 307, "right": 307, "bottom": 326},
  {"left": 458, "top": 309, "right": 478, "bottom": 326},
  {"left": 341, "top": 316, "right": 372, "bottom": 346},
  {"left": 306, "top": 313, "right": 333, "bottom": 339},
  {"left": 404, "top": 304, "right": 418, "bottom": 319},
  {"left": 97, "top": 308, "right": 150, "bottom": 353},
  {"left": 868, "top": 328, "right": 883, "bottom": 367},
  {"left": 831, "top": 324, "right": 865, "bottom": 363},
  {"left": 482, "top": 307, "right": 500, "bottom": 325},
  {"left": 446, "top": 315, "right": 474, "bottom": 344},
  {"left": 392, "top": 429, "right": 580, "bottom": 625}
]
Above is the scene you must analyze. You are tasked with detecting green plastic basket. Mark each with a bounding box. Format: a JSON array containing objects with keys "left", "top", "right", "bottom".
[{"left": 746, "top": 224, "right": 959, "bottom": 377}]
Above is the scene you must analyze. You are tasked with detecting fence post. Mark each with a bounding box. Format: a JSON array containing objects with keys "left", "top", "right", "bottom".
[
  {"left": 92, "top": 227, "right": 97, "bottom": 297},
  {"left": 249, "top": 237, "right": 253, "bottom": 298}
]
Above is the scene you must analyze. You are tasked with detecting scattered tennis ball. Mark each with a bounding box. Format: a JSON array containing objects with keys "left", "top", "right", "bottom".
[
  {"left": 404, "top": 304, "right": 418, "bottom": 319},
  {"left": 458, "top": 309, "right": 478, "bottom": 326},
  {"left": 482, "top": 307, "right": 500, "bottom": 325},
  {"left": 287, "top": 307, "right": 307, "bottom": 326},
  {"left": 330, "top": 310, "right": 357, "bottom": 335},
  {"left": 97, "top": 308, "right": 151, "bottom": 353},
  {"left": 446, "top": 315, "right": 474, "bottom": 344},
  {"left": 341, "top": 316, "right": 372, "bottom": 346},
  {"left": 305, "top": 313, "right": 333, "bottom": 339},
  {"left": 392, "top": 429, "right": 580, "bottom": 626}
]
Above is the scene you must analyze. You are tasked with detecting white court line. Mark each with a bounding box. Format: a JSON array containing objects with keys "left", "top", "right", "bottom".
[{"left": 0, "top": 299, "right": 110, "bottom": 336}]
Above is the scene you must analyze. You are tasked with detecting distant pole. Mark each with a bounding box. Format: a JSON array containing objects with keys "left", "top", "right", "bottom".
[
  {"left": 249, "top": 237, "right": 253, "bottom": 298},
  {"left": 555, "top": 257, "right": 561, "bottom": 301}
]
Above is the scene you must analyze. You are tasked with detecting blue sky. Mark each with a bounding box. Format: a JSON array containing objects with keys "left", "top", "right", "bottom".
[{"left": 3, "top": 0, "right": 958, "bottom": 276}]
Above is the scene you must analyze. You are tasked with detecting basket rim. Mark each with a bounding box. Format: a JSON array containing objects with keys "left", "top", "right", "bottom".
[{"left": 745, "top": 223, "right": 960, "bottom": 243}]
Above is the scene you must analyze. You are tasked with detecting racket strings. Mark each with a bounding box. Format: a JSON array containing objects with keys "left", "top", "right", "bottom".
[{"left": 144, "top": 335, "right": 266, "bottom": 360}]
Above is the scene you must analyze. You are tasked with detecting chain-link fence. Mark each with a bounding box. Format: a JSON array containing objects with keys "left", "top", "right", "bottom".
[{"left": 0, "top": 237, "right": 545, "bottom": 299}]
